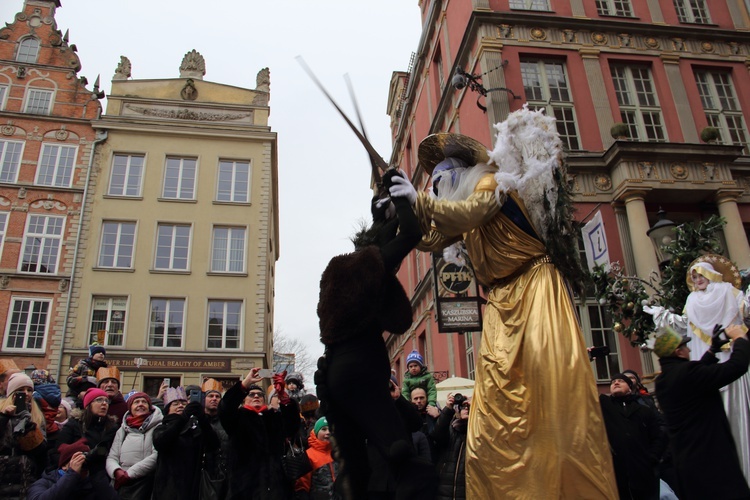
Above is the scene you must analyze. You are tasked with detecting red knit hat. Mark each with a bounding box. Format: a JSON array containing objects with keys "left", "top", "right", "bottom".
[
  {"left": 58, "top": 438, "right": 89, "bottom": 468},
  {"left": 83, "top": 388, "right": 108, "bottom": 408},
  {"left": 127, "top": 392, "right": 152, "bottom": 413}
]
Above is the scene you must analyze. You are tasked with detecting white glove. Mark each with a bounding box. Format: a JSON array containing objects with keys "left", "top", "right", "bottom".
[
  {"left": 642, "top": 305, "right": 664, "bottom": 317},
  {"left": 389, "top": 173, "right": 417, "bottom": 205}
]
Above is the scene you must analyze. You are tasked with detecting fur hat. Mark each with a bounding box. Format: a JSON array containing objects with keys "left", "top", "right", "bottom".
[
  {"left": 314, "top": 416, "right": 328, "bottom": 435},
  {"left": 406, "top": 350, "right": 424, "bottom": 368},
  {"left": 201, "top": 378, "right": 223, "bottom": 396},
  {"left": 83, "top": 388, "right": 108, "bottom": 408},
  {"left": 89, "top": 344, "right": 106, "bottom": 357},
  {"left": 127, "top": 392, "right": 152, "bottom": 413},
  {"left": 653, "top": 327, "right": 691, "bottom": 358},
  {"left": 285, "top": 372, "right": 304, "bottom": 388},
  {"left": 164, "top": 386, "right": 188, "bottom": 408},
  {"left": 96, "top": 366, "right": 120, "bottom": 387},
  {"left": 6, "top": 373, "right": 33, "bottom": 396},
  {"left": 58, "top": 439, "right": 89, "bottom": 468}
]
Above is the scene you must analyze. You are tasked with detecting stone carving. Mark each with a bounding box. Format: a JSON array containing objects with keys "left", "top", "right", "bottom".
[
  {"left": 1, "top": 124, "right": 15, "bottom": 136},
  {"left": 672, "top": 38, "right": 685, "bottom": 51},
  {"left": 670, "top": 163, "right": 688, "bottom": 180},
  {"left": 0, "top": 276, "right": 9, "bottom": 289},
  {"left": 645, "top": 37, "right": 659, "bottom": 49},
  {"left": 181, "top": 79, "right": 198, "bottom": 101},
  {"left": 594, "top": 174, "right": 612, "bottom": 191},
  {"left": 618, "top": 33, "right": 631, "bottom": 47},
  {"left": 59, "top": 279, "right": 69, "bottom": 292},
  {"left": 0, "top": 196, "right": 9, "bottom": 207},
  {"left": 125, "top": 104, "right": 251, "bottom": 122},
  {"left": 562, "top": 30, "right": 577, "bottom": 43},
  {"left": 55, "top": 129, "right": 69, "bottom": 141},
  {"left": 30, "top": 199, "right": 66, "bottom": 211},
  {"left": 638, "top": 162, "right": 654, "bottom": 178},
  {"left": 18, "top": 187, "right": 26, "bottom": 199},
  {"left": 530, "top": 28, "right": 546, "bottom": 41},
  {"left": 256, "top": 68, "right": 270, "bottom": 93},
  {"left": 703, "top": 163, "right": 715, "bottom": 180},
  {"left": 253, "top": 94, "right": 269, "bottom": 106},
  {"left": 701, "top": 41, "right": 714, "bottom": 53},
  {"left": 113, "top": 56, "right": 131, "bottom": 80},
  {"left": 180, "top": 50, "right": 206, "bottom": 79},
  {"left": 499, "top": 24, "right": 513, "bottom": 38},
  {"left": 728, "top": 42, "right": 740, "bottom": 55},
  {"left": 592, "top": 32, "right": 607, "bottom": 45},
  {"left": 17, "top": 66, "right": 26, "bottom": 79}
]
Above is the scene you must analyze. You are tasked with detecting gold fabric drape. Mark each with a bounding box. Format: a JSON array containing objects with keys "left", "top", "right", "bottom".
[{"left": 415, "top": 179, "right": 617, "bottom": 499}]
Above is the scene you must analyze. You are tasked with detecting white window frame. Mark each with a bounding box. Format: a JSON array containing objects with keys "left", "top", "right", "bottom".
[
  {"left": 673, "top": 0, "right": 711, "bottom": 24},
  {"left": 89, "top": 296, "right": 128, "bottom": 347},
  {"left": 521, "top": 59, "right": 581, "bottom": 151},
  {"left": 19, "top": 214, "right": 65, "bottom": 274},
  {"left": 695, "top": 70, "right": 749, "bottom": 154},
  {"left": 35, "top": 143, "right": 77, "bottom": 188},
  {"left": 0, "top": 212, "right": 7, "bottom": 259},
  {"left": 148, "top": 298, "right": 186, "bottom": 349},
  {"left": 24, "top": 88, "right": 53, "bottom": 115},
  {"left": 16, "top": 37, "right": 40, "bottom": 64},
  {"left": 98, "top": 221, "right": 137, "bottom": 269},
  {"left": 0, "top": 85, "right": 8, "bottom": 110},
  {"left": 154, "top": 223, "right": 192, "bottom": 271},
  {"left": 162, "top": 157, "right": 197, "bottom": 200},
  {"left": 578, "top": 299, "right": 623, "bottom": 383},
  {"left": 465, "top": 331, "right": 476, "bottom": 381},
  {"left": 3, "top": 297, "right": 51, "bottom": 353},
  {"left": 216, "top": 160, "right": 250, "bottom": 203},
  {"left": 509, "top": 0, "right": 549, "bottom": 10},
  {"left": 108, "top": 153, "right": 145, "bottom": 197},
  {"left": 0, "top": 139, "right": 24, "bottom": 183},
  {"left": 211, "top": 226, "right": 247, "bottom": 273},
  {"left": 206, "top": 299, "right": 243, "bottom": 350},
  {"left": 610, "top": 65, "right": 667, "bottom": 142},
  {"left": 596, "top": 0, "right": 633, "bottom": 16}
]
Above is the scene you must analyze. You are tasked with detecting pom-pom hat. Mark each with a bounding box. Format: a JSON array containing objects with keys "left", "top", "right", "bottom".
[
  {"left": 406, "top": 350, "right": 425, "bottom": 368},
  {"left": 314, "top": 416, "right": 328, "bottom": 435}
]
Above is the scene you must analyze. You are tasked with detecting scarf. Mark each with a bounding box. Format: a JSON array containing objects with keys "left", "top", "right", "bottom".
[
  {"left": 126, "top": 413, "right": 148, "bottom": 429},
  {"left": 243, "top": 404, "right": 268, "bottom": 414}
]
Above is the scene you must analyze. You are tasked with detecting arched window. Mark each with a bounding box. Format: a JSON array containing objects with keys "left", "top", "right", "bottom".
[{"left": 17, "top": 37, "right": 40, "bottom": 63}]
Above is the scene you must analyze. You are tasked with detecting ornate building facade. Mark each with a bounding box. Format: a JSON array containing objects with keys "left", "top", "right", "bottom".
[{"left": 387, "top": 0, "right": 750, "bottom": 388}]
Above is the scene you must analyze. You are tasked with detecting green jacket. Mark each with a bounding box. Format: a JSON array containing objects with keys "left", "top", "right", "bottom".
[{"left": 402, "top": 368, "right": 437, "bottom": 407}]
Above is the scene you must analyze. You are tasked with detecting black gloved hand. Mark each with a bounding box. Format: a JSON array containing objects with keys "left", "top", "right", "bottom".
[
  {"left": 184, "top": 401, "right": 203, "bottom": 418},
  {"left": 710, "top": 324, "right": 730, "bottom": 353},
  {"left": 381, "top": 168, "right": 403, "bottom": 191},
  {"left": 314, "top": 355, "right": 329, "bottom": 416}
]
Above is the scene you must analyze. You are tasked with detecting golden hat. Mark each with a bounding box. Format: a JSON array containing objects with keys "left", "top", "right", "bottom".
[
  {"left": 653, "top": 326, "right": 691, "bottom": 358},
  {"left": 417, "top": 133, "right": 490, "bottom": 175},
  {"left": 686, "top": 253, "right": 741, "bottom": 291},
  {"left": 96, "top": 366, "right": 121, "bottom": 385},
  {"left": 0, "top": 358, "right": 20, "bottom": 374},
  {"left": 201, "top": 378, "right": 224, "bottom": 394}
]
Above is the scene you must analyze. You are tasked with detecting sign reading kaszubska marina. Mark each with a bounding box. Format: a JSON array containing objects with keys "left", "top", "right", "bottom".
[{"left": 432, "top": 254, "right": 484, "bottom": 333}]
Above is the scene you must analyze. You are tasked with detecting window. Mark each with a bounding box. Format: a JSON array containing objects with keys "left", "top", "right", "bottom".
[
  {"left": 89, "top": 297, "right": 127, "bottom": 346},
  {"left": 596, "top": 0, "right": 633, "bottom": 16},
  {"left": 211, "top": 226, "right": 246, "bottom": 273},
  {"left": 0, "top": 139, "right": 24, "bottom": 183},
  {"left": 154, "top": 223, "right": 191, "bottom": 271},
  {"left": 465, "top": 332, "right": 476, "bottom": 380},
  {"left": 162, "top": 157, "right": 196, "bottom": 200},
  {"left": 3, "top": 298, "right": 50, "bottom": 352},
  {"left": 610, "top": 65, "right": 666, "bottom": 142},
  {"left": 216, "top": 160, "right": 249, "bottom": 202},
  {"left": 16, "top": 37, "right": 40, "bottom": 63},
  {"left": 207, "top": 300, "right": 242, "bottom": 349},
  {"left": 143, "top": 376, "right": 181, "bottom": 397},
  {"left": 98, "top": 221, "right": 136, "bottom": 269},
  {"left": 695, "top": 70, "right": 749, "bottom": 153},
  {"left": 36, "top": 144, "right": 77, "bottom": 187},
  {"left": 579, "top": 301, "right": 621, "bottom": 382},
  {"left": 673, "top": 0, "right": 710, "bottom": 24},
  {"left": 0, "top": 85, "right": 8, "bottom": 110},
  {"left": 108, "top": 154, "right": 145, "bottom": 197},
  {"left": 509, "top": 0, "right": 549, "bottom": 10},
  {"left": 24, "top": 89, "right": 53, "bottom": 115},
  {"left": 20, "top": 215, "right": 64, "bottom": 274},
  {"left": 521, "top": 60, "right": 581, "bottom": 151},
  {"left": 148, "top": 298, "right": 185, "bottom": 348},
  {"left": 0, "top": 212, "right": 7, "bottom": 257}
]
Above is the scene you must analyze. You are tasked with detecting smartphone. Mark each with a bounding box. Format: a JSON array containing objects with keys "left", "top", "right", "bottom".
[
  {"left": 163, "top": 378, "right": 171, "bottom": 387},
  {"left": 13, "top": 392, "right": 27, "bottom": 413},
  {"left": 257, "top": 368, "right": 273, "bottom": 378},
  {"left": 588, "top": 345, "right": 610, "bottom": 360},
  {"left": 188, "top": 389, "right": 203, "bottom": 404}
]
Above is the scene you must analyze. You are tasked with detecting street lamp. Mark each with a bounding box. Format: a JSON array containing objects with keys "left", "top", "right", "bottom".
[
  {"left": 451, "top": 63, "right": 522, "bottom": 113},
  {"left": 647, "top": 208, "right": 677, "bottom": 265},
  {"left": 24, "top": 364, "right": 36, "bottom": 376}
]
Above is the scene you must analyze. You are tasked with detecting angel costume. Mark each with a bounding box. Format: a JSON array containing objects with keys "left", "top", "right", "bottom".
[
  {"left": 648, "top": 259, "right": 750, "bottom": 482},
  {"left": 411, "top": 108, "right": 617, "bottom": 499}
]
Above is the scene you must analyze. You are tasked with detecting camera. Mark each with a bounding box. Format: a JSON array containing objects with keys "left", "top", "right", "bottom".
[
  {"left": 588, "top": 345, "right": 610, "bottom": 361},
  {"left": 188, "top": 389, "right": 203, "bottom": 405},
  {"left": 453, "top": 393, "right": 466, "bottom": 409}
]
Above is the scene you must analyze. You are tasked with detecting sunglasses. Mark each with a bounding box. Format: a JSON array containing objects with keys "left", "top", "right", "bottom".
[{"left": 248, "top": 392, "right": 264, "bottom": 398}]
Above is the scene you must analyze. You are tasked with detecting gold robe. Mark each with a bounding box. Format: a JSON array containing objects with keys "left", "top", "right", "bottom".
[{"left": 414, "top": 175, "right": 617, "bottom": 499}]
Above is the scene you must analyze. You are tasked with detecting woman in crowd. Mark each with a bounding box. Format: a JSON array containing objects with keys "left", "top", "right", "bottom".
[
  {"left": 431, "top": 394, "right": 469, "bottom": 500},
  {"left": 106, "top": 392, "right": 162, "bottom": 499}
]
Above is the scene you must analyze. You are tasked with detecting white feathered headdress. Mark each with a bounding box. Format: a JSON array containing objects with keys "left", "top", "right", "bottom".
[{"left": 488, "top": 105, "right": 563, "bottom": 244}]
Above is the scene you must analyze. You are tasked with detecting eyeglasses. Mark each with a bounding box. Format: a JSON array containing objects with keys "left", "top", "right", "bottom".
[
  {"left": 92, "top": 397, "right": 110, "bottom": 405},
  {"left": 248, "top": 392, "right": 264, "bottom": 398},
  {"left": 171, "top": 400, "right": 187, "bottom": 407}
]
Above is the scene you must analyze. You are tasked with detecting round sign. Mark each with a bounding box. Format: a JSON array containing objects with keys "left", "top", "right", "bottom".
[{"left": 439, "top": 262, "right": 474, "bottom": 294}]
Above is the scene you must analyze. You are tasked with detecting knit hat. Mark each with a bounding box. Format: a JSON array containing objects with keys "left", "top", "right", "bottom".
[
  {"left": 390, "top": 374, "right": 399, "bottom": 387},
  {"left": 89, "top": 344, "right": 106, "bottom": 357},
  {"left": 299, "top": 394, "right": 319, "bottom": 414},
  {"left": 610, "top": 373, "right": 635, "bottom": 391},
  {"left": 96, "top": 366, "right": 120, "bottom": 387},
  {"left": 30, "top": 369, "right": 53, "bottom": 386},
  {"left": 6, "top": 373, "right": 33, "bottom": 396},
  {"left": 621, "top": 370, "right": 642, "bottom": 388},
  {"left": 314, "top": 416, "right": 328, "bottom": 435},
  {"left": 83, "top": 388, "right": 108, "bottom": 408},
  {"left": 58, "top": 438, "right": 89, "bottom": 468},
  {"left": 202, "top": 378, "right": 223, "bottom": 396},
  {"left": 164, "top": 386, "right": 188, "bottom": 408},
  {"left": 653, "top": 327, "right": 691, "bottom": 358},
  {"left": 285, "top": 372, "right": 304, "bottom": 387},
  {"left": 59, "top": 399, "right": 72, "bottom": 418},
  {"left": 127, "top": 392, "right": 152, "bottom": 413},
  {"left": 406, "top": 350, "right": 424, "bottom": 368}
]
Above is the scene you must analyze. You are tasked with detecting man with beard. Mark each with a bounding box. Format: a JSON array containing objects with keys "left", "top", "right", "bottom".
[{"left": 202, "top": 378, "right": 229, "bottom": 454}]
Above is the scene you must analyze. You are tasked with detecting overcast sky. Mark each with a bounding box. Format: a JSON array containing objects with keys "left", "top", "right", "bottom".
[{"left": 0, "top": 1, "right": 424, "bottom": 371}]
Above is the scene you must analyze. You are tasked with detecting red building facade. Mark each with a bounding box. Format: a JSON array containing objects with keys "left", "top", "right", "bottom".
[
  {"left": 0, "top": 0, "right": 102, "bottom": 376},
  {"left": 387, "top": 0, "right": 750, "bottom": 390}
]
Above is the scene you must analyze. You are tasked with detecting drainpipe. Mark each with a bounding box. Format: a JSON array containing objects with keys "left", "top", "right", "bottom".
[{"left": 55, "top": 121, "right": 108, "bottom": 380}]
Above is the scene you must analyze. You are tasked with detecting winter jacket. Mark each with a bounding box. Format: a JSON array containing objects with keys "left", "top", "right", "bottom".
[
  {"left": 295, "top": 429, "right": 339, "bottom": 500},
  {"left": 105, "top": 407, "right": 162, "bottom": 479},
  {"left": 219, "top": 381, "right": 300, "bottom": 500},
  {"left": 402, "top": 367, "right": 438, "bottom": 407},
  {"left": 656, "top": 337, "right": 750, "bottom": 500},
  {"left": 0, "top": 403, "right": 48, "bottom": 477},
  {"left": 431, "top": 408, "right": 467, "bottom": 500},
  {"left": 151, "top": 402, "right": 219, "bottom": 500},
  {"left": 33, "top": 384, "right": 62, "bottom": 408},
  {"left": 66, "top": 359, "right": 106, "bottom": 399},
  {"left": 56, "top": 410, "right": 118, "bottom": 475},
  {"left": 27, "top": 468, "right": 118, "bottom": 500}
]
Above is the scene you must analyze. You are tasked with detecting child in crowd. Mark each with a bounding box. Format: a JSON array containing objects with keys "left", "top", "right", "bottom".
[
  {"left": 401, "top": 350, "right": 438, "bottom": 408},
  {"left": 295, "top": 417, "right": 338, "bottom": 500},
  {"left": 67, "top": 344, "right": 108, "bottom": 400}
]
